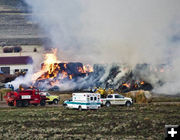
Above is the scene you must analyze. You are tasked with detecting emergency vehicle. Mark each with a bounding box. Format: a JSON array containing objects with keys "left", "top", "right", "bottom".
[{"left": 63, "top": 93, "right": 101, "bottom": 110}]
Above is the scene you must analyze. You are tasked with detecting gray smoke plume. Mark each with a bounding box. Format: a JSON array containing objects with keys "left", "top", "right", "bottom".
[{"left": 24, "top": 0, "right": 180, "bottom": 94}]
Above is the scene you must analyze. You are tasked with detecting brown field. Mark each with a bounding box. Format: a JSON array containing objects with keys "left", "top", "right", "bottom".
[{"left": 0, "top": 94, "right": 180, "bottom": 139}]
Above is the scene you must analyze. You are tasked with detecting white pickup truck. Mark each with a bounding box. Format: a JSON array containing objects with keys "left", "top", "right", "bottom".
[{"left": 101, "top": 94, "right": 133, "bottom": 107}]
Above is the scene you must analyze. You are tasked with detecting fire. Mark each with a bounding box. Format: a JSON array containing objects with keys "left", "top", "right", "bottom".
[
  {"left": 32, "top": 49, "right": 60, "bottom": 82},
  {"left": 83, "top": 64, "right": 93, "bottom": 73},
  {"left": 78, "top": 65, "right": 93, "bottom": 73},
  {"left": 78, "top": 67, "right": 84, "bottom": 73},
  {"left": 64, "top": 63, "right": 67, "bottom": 69},
  {"left": 60, "top": 70, "right": 68, "bottom": 79},
  {"left": 42, "top": 49, "right": 59, "bottom": 72},
  {"left": 69, "top": 75, "right": 72, "bottom": 79},
  {"left": 140, "top": 81, "right": 144, "bottom": 85},
  {"left": 32, "top": 48, "right": 94, "bottom": 88},
  {"left": 122, "top": 83, "right": 130, "bottom": 88}
]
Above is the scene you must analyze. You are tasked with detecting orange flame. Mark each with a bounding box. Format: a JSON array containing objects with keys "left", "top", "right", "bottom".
[
  {"left": 140, "top": 81, "right": 144, "bottom": 85},
  {"left": 83, "top": 64, "right": 93, "bottom": 73},
  {"left": 32, "top": 48, "right": 94, "bottom": 87},
  {"left": 122, "top": 83, "right": 130, "bottom": 88},
  {"left": 78, "top": 67, "right": 84, "bottom": 73},
  {"left": 64, "top": 63, "right": 67, "bottom": 69},
  {"left": 69, "top": 75, "right": 72, "bottom": 79}
]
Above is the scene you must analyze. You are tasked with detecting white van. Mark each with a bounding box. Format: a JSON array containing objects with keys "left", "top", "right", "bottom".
[{"left": 63, "top": 93, "right": 101, "bottom": 110}]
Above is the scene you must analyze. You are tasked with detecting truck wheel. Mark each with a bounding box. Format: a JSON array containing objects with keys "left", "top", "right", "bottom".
[
  {"left": 53, "top": 99, "right": 59, "bottom": 104},
  {"left": 105, "top": 102, "right": 111, "bottom": 107},
  {"left": 40, "top": 100, "right": 46, "bottom": 106},
  {"left": 78, "top": 106, "right": 82, "bottom": 111},
  {"left": 63, "top": 103, "right": 67, "bottom": 107},
  {"left": 8, "top": 102, "right": 14, "bottom": 106},
  {"left": 22, "top": 100, "right": 29, "bottom": 107},
  {"left": 16, "top": 100, "right": 22, "bottom": 107},
  {"left": 126, "top": 101, "right": 131, "bottom": 107}
]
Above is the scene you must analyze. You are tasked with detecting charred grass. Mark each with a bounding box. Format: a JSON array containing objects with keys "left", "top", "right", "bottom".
[{"left": 0, "top": 104, "right": 179, "bottom": 139}]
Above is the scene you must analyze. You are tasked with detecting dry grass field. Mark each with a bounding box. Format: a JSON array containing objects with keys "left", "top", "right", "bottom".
[
  {"left": 1, "top": 90, "right": 180, "bottom": 139},
  {"left": 0, "top": 100, "right": 179, "bottom": 139}
]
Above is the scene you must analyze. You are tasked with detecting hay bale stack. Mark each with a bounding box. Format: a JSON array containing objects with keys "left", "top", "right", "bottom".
[
  {"left": 122, "top": 90, "right": 152, "bottom": 103},
  {"left": 0, "top": 74, "right": 16, "bottom": 83}
]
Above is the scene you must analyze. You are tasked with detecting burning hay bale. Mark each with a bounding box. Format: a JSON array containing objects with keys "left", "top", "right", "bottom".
[
  {"left": 122, "top": 90, "right": 152, "bottom": 103},
  {"left": 35, "top": 62, "right": 93, "bottom": 89},
  {"left": 31, "top": 49, "right": 94, "bottom": 90},
  {"left": 10, "top": 49, "right": 157, "bottom": 93}
]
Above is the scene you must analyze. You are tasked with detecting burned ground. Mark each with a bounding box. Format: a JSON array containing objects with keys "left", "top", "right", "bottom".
[{"left": 0, "top": 102, "right": 179, "bottom": 139}]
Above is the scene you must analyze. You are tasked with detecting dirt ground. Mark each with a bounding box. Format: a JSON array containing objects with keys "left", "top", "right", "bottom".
[
  {"left": 0, "top": 103, "right": 179, "bottom": 139},
  {"left": 0, "top": 94, "right": 180, "bottom": 139}
]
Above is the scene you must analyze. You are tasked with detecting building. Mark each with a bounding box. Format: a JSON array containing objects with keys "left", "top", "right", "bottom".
[
  {"left": 0, "top": 45, "right": 44, "bottom": 73},
  {"left": 0, "top": 56, "right": 33, "bottom": 74}
]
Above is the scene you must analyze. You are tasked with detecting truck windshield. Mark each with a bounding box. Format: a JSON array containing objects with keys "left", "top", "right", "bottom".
[{"left": 107, "top": 95, "right": 113, "bottom": 98}]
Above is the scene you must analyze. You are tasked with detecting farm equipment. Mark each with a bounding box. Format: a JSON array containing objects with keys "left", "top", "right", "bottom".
[{"left": 4, "top": 89, "right": 48, "bottom": 107}]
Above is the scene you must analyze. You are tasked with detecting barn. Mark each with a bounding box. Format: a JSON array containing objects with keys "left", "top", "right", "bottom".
[{"left": 0, "top": 56, "right": 33, "bottom": 75}]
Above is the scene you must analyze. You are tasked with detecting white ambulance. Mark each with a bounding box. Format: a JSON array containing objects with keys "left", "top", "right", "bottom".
[{"left": 63, "top": 93, "right": 101, "bottom": 110}]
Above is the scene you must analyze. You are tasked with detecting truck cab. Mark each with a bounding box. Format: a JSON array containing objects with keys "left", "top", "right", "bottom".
[{"left": 101, "top": 94, "right": 133, "bottom": 107}]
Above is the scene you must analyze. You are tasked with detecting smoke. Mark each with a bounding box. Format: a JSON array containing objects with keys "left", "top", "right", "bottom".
[
  {"left": 8, "top": 70, "right": 34, "bottom": 89},
  {"left": 22, "top": 0, "right": 180, "bottom": 94}
]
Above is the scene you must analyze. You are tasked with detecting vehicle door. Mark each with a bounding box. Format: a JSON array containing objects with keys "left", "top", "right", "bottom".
[
  {"left": 89, "top": 96, "right": 94, "bottom": 107},
  {"left": 33, "top": 91, "right": 39, "bottom": 100},
  {"left": 107, "top": 94, "right": 115, "bottom": 104},
  {"left": 89, "top": 95, "right": 99, "bottom": 109},
  {"left": 45, "top": 93, "right": 51, "bottom": 101},
  {"left": 114, "top": 94, "right": 125, "bottom": 105}
]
